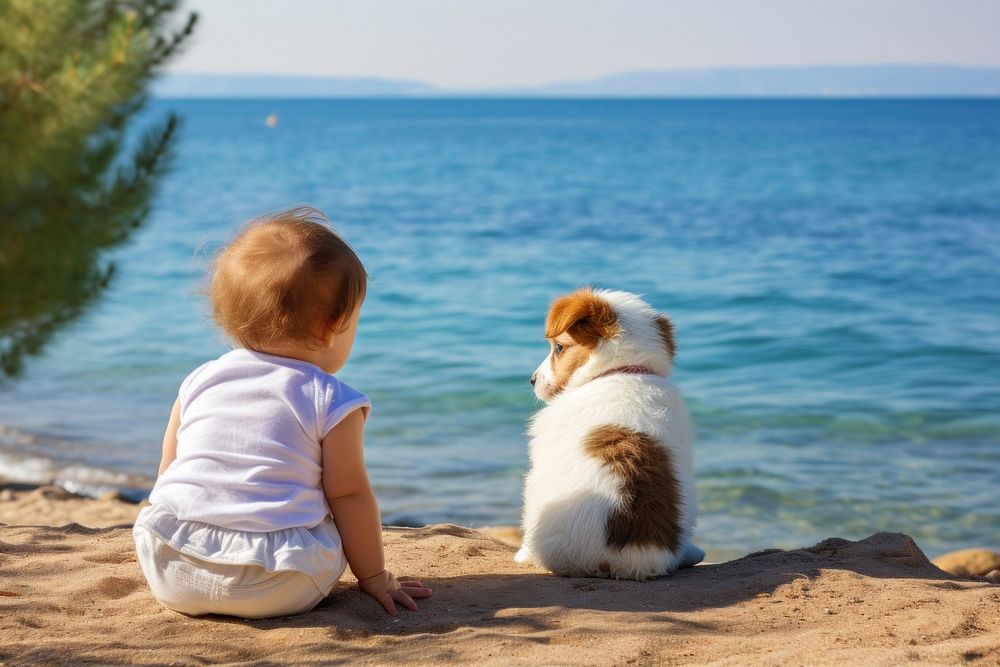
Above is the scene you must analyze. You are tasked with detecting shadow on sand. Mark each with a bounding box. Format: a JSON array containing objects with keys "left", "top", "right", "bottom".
[{"left": 231, "top": 531, "right": 962, "bottom": 639}]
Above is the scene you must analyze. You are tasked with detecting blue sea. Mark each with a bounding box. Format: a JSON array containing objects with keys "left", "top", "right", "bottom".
[{"left": 2, "top": 99, "right": 998, "bottom": 561}]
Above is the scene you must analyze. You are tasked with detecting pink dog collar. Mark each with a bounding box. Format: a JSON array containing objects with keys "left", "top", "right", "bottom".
[{"left": 594, "top": 365, "right": 658, "bottom": 380}]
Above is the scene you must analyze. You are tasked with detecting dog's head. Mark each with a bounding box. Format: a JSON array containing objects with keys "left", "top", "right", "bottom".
[{"left": 530, "top": 288, "right": 677, "bottom": 402}]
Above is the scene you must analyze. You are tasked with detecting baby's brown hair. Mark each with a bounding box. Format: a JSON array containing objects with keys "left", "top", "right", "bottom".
[{"left": 210, "top": 207, "right": 367, "bottom": 351}]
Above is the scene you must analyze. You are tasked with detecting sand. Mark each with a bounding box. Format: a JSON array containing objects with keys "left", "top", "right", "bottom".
[
  {"left": 0, "top": 485, "right": 143, "bottom": 529},
  {"left": 2, "top": 487, "right": 999, "bottom": 666}
]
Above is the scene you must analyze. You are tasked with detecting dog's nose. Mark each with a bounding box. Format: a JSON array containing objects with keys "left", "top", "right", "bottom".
[{"left": 530, "top": 373, "right": 537, "bottom": 386}]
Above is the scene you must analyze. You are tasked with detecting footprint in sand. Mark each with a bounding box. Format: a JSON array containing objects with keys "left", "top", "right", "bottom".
[
  {"left": 90, "top": 576, "right": 141, "bottom": 600},
  {"left": 83, "top": 550, "right": 137, "bottom": 565}
]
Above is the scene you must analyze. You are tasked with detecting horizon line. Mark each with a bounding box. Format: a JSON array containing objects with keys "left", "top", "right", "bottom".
[
  {"left": 160, "top": 62, "right": 1000, "bottom": 91},
  {"left": 150, "top": 94, "right": 1000, "bottom": 100}
]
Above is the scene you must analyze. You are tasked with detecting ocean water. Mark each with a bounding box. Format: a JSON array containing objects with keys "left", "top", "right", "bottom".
[{"left": 2, "top": 99, "right": 998, "bottom": 560}]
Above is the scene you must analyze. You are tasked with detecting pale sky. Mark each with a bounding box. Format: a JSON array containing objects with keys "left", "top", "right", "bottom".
[{"left": 167, "top": 0, "right": 1000, "bottom": 89}]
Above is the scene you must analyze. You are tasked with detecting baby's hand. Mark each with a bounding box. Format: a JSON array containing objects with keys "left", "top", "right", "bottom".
[{"left": 357, "top": 570, "right": 432, "bottom": 616}]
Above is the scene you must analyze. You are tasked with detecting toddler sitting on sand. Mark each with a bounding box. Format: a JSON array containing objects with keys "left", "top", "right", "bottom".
[{"left": 133, "top": 207, "right": 431, "bottom": 618}]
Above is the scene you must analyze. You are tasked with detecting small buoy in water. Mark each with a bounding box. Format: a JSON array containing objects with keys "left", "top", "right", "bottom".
[{"left": 266, "top": 114, "right": 278, "bottom": 127}]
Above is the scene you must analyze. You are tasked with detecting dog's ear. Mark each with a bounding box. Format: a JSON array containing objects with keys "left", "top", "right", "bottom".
[
  {"left": 655, "top": 315, "right": 676, "bottom": 361},
  {"left": 546, "top": 288, "right": 619, "bottom": 347}
]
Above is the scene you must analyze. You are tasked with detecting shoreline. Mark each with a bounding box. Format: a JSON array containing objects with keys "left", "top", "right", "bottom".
[
  {"left": 1, "top": 480, "right": 996, "bottom": 560},
  {"left": 0, "top": 432, "right": 156, "bottom": 504},
  {"left": 3, "top": 407, "right": 997, "bottom": 564},
  {"left": 0, "top": 482, "right": 529, "bottom": 545},
  {"left": 2, "top": 484, "right": 1000, "bottom": 664}
]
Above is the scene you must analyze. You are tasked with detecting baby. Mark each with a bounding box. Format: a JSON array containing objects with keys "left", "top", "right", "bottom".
[{"left": 133, "top": 207, "right": 431, "bottom": 618}]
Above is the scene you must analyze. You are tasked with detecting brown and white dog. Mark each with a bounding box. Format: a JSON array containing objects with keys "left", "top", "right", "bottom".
[{"left": 516, "top": 288, "right": 704, "bottom": 579}]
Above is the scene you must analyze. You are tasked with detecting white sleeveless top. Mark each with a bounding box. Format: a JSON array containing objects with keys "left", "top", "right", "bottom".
[{"left": 136, "top": 349, "right": 370, "bottom": 579}]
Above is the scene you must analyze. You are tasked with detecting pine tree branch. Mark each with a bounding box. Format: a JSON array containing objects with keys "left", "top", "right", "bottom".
[{"left": 0, "top": 0, "right": 194, "bottom": 379}]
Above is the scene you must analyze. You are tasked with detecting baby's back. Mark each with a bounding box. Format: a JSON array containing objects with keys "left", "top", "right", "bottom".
[{"left": 151, "top": 348, "right": 369, "bottom": 531}]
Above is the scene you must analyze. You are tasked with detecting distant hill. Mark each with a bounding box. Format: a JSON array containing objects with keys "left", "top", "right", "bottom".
[
  {"left": 153, "top": 73, "right": 437, "bottom": 98},
  {"left": 155, "top": 66, "right": 1000, "bottom": 98}
]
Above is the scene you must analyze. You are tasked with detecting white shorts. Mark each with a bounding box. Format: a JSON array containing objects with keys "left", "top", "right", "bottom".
[{"left": 134, "top": 525, "right": 346, "bottom": 619}]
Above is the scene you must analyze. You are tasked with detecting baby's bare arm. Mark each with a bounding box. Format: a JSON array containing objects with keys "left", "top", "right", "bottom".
[
  {"left": 322, "top": 410, "right": 431, "bottom": 615},
  {"left": 157, "top": 399, "right": 181, "bottom": 476},
  {"left": 322, "top": 410, "right": 383, "bottom": 580}
]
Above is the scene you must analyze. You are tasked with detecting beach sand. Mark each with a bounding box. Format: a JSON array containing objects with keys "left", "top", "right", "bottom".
[{"left": 2, "top": 487, "right": 999, "bottom": 665}]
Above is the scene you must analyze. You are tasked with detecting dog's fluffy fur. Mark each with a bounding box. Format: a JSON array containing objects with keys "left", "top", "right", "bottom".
[{"left": 516, "top": 288, "right": 701, "bottom": 580}]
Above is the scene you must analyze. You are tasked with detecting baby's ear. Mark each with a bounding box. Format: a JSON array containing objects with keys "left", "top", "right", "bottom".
[
  {"left": 322, "top": 318, "right": 344, "bottom": 346},
  {"left": 545, "top": 288, "right": 619, "bottom": 347},
  {"left": 656, "top": 315, "right": 676, "bottom": 361}
]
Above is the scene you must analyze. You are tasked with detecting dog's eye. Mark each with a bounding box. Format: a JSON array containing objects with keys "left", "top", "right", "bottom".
[{"left": 554, "top": 343, "right": 564, "bottom": 355}]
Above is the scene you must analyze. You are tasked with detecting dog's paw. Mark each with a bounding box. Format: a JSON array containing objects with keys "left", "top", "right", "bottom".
[
  {"left": 678, "top": 541, "right": 706, "bottom": 568},
  {"left": 514, "top": 546, "right": 534, "bottom": 564}
]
